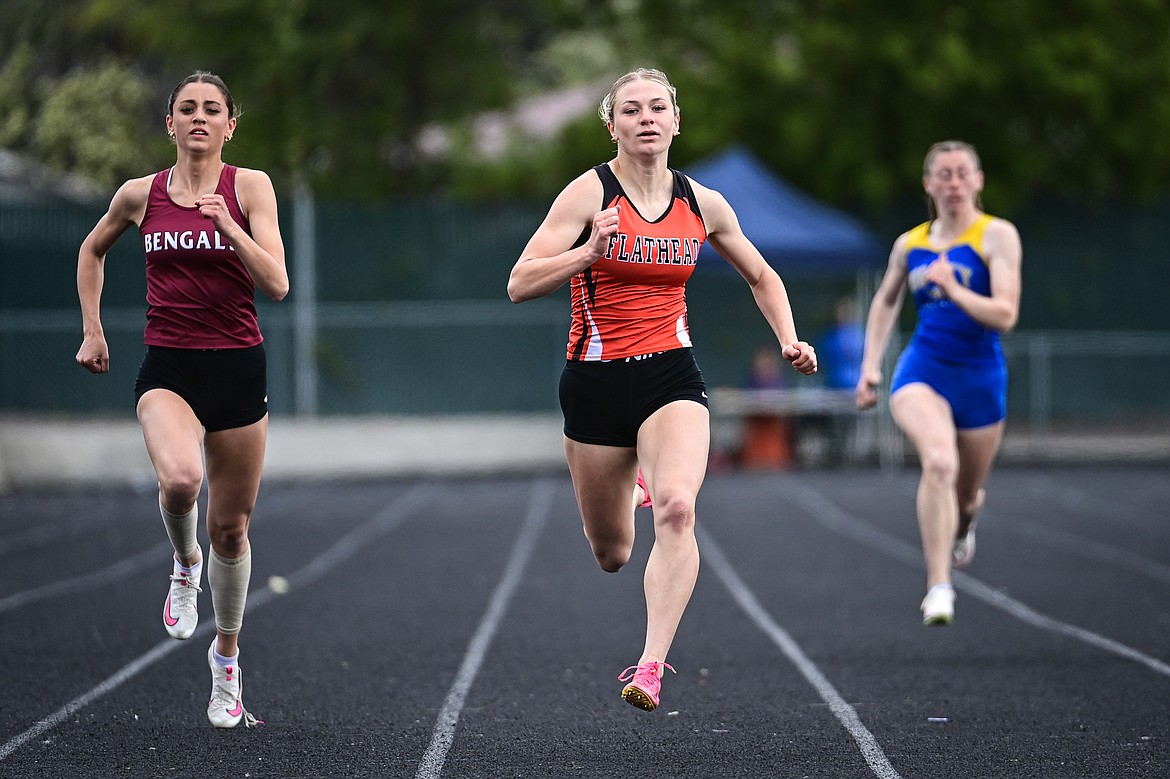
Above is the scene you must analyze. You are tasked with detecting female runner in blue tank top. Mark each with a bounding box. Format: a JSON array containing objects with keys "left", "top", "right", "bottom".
[{"left": 856, "top": 141, "right": 1022, "bottom": 626}]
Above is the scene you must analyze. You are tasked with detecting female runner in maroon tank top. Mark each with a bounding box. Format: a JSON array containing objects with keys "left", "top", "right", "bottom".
[
  {"left": 509, "top": 68, "right": 818, "bottom": 713},
  {"left": 76, "top": 71, "right": 288, "bottom": 729}
]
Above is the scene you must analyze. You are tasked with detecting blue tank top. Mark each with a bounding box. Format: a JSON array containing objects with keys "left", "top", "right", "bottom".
[{"left": 903, "top": 213, "right": 1002, "bottom": 367}]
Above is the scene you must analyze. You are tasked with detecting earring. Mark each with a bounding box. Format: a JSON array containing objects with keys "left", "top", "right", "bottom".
[{"left": 225, "top": 135, "right": 232, "bottom": 142}]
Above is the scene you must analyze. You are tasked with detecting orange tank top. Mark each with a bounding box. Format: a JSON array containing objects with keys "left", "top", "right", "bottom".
[{"left": 566, "top": 163, "right": 707, "bottom": 361}]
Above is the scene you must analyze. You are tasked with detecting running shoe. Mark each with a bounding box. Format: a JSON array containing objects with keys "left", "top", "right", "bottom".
[
  {"left": 636, "top": 469, "right": 652, "bottom": 508},
  {"left": 952, "top": 524, "right": 976, "bottom": 570},
  {"left": 207, "top": 642, "right": 260, "bottom": 728},
  {"left": 619, "top": 661, "right": 675, "bottom": 711},
  {"left": 163, "top": 558, "right": 201, "bottom": 640},
  {"left": 920, "top": 584, "right": 955, "bottom": 626}
]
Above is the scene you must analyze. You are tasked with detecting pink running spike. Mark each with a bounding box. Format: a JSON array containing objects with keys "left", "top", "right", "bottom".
[
  {"left": 635, "top": 469, "right": 653, "bottom": 508},
  {"left": 619, "top": 661, "right": 675, "bottom": 711}
]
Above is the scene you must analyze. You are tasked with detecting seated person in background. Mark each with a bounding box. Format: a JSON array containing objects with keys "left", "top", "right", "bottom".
[
  {"left": 735, "top": 345, "right": 794, "bottom": 468},
  {"left": 807, "top": 296, "right": 866, "bottom": 464},
  {"left": 820, "top": 296, "right": 864, "bottom": 391},
  {"left": 744, "top": 343, "right": 787, "bottom": 390}
]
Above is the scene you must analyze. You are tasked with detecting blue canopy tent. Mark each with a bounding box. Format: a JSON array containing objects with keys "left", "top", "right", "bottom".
[
  {"left": 682, "top": 148, "right": 893, "bottom": 468},
  {"left": 683, "top": 146, "right": 885, "bottom": 274}
]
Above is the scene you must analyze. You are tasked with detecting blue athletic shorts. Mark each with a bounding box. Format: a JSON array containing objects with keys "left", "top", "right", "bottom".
[
  {"left": 135, "top": 344, "right": 268, "bottom": 432},
  {"left": 890, "top": 344, "right": 1006, "bottom": 429},
  {"left": 559, "top": 347, "right": 708, "bottom": 447}
]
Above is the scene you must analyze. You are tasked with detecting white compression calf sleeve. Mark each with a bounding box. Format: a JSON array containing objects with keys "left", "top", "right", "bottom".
[
  {"left": 159, "top": 493, "right": 200, "bottom": 560},
  {"left": 208, "top": 547, "right": 252, "bottom": 635}
]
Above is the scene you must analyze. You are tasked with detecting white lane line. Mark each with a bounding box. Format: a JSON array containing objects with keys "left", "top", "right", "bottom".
[
  {"left": 0, "top": 640, "right": 183, "bottom": 762},
  {"left": 698, "top": 526, "right": 904, "bottom": 779},
  {"left": 0, "top": 541, "right": 171, "bottom": 613},
  {"left": 994, "top": 519, "right": 1170, "bottom": 585},
  {"left": 780, "top": 481, "right": 1170, "bottom": 678},
  {"left": 414, "top": 479, "right": 554, "bottom": 779},
  {"left": 0, "top": 484, "right": 433, "bottom": 762}
]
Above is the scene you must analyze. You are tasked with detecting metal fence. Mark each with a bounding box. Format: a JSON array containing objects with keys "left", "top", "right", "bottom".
[
  {"left": 3, "top": 290, "right": 1169, "bottom": 428},
  {"left": 4, "top": 194, "right": 1170, "bottom": 433}
]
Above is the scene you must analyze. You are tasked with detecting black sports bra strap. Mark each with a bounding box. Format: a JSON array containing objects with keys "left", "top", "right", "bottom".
[
  {"left": 673, "top": 170, "right": 703, "bottom": 221},
  {"left": 593, "top": 163, "right": 622, "bottom": 209}
]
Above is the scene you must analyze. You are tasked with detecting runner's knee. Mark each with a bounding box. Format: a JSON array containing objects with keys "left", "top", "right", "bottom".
[
  {"left": 593, "top": 545, "right": 631, "bottom": 573},
  {"left": 583, "top": 524, "right": 633, "bottom": 572},
  {"left": 652, "top": 493, "right": 696, "bottom": 535},
  {"left": 208, "top": 515, "right": 250, "bottom": 557},
  {"left": 158, "top": 468, "right": 203, "bottom": 510},
  {"left": 919, "top": 447, "right": 959, "bottom": 487}
]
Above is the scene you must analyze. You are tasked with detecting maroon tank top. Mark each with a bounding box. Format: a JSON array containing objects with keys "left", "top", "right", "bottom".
[{"left": 139, "top": 164, "right": 262, "bottom": 348}]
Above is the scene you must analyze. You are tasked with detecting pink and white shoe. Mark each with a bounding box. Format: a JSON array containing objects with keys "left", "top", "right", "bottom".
[
  {"left": 207, "top": 643, "right": 261, "bottom": 728},
  {"left": 619, "top": 661, "right": 675, "bottom": 711},
  {"left": 163, "top": 558, "right": 201, "bottom": 640}
]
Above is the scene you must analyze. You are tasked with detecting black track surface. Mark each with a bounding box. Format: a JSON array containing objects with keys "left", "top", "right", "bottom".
[{"left": 1, "top": 465, "right": 1167, "bottom": 778}]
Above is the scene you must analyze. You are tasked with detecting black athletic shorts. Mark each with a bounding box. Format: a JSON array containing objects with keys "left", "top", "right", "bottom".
[
  {"left": 559, "top": 347, "right": 708, "bottom": 447},
  {"left": 134, "top": 344, "right": 268, "bottom": 432}
]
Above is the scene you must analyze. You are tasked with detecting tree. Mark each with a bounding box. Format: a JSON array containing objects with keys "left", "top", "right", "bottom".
[
  {"left": 0, "top": 42, "right": 38, "bottom": 148},
  {"left": 3, "top": 0, "right": 1169, "bottom": 208},
  {"left": 453, "top": 0, "right": 1170, "bottom": 210},
  {"left": 32, "top": 61, "right": 158, "bottom": 191},
  {"left": 71, "top": 0, "right": 561, "bottom": 197}
]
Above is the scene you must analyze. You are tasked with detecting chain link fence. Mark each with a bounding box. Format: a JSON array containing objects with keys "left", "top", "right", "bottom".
[{"left": 4, "top": 196, "right": 1169, "bottom": 435}]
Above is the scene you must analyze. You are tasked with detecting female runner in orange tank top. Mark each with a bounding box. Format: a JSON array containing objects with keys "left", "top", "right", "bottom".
[{"left": 508, "top": 68, "right": 817, "bottom": 712}]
